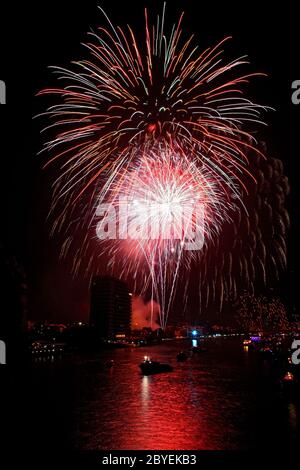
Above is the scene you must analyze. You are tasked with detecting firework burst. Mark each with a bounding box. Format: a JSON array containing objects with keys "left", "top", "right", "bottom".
[
  {"left": 95, "top": 142, "right": 233, "bottom": 328},
  {"left": 37, "top": 4, "right": 275, "bottom": 328}
]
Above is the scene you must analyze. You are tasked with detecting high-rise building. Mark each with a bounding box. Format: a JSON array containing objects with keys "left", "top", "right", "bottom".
[{"left": 89, "top": 276, "right": 132, "bottom": 339}]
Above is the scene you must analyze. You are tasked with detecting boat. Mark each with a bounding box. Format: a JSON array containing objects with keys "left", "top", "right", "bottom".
[
  {"left": 259, "top": 346, "right": 274, "bottom": 358},
  {"left": 280, "top": 371, "right": 298, "bottom": 394},
  {"left": 177, "top": 351, "right": 188, "bottom": 362},
  {"left": 139, "top": 356, "right": 173, "bottom": 375}
]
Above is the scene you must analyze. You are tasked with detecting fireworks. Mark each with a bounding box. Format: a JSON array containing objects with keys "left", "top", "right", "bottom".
[
  {"left": 37, "top": 4, "right": 287, "bottom": 328},
  {"left": 37, "top": 4, "right": 267, "bottom": 209},
  {"left": 94, "top": 143, "right": 232, "bottom": 328},
  {"left": 192, "top": 154, "right": 290, "bottom": 319}
]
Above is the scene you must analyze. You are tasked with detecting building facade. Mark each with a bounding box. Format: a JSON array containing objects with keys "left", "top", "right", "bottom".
[{"left": 90, "top": 276, "right": 132, "bottom": 339}]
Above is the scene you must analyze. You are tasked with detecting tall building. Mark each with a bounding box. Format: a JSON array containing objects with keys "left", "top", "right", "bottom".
[{"left": 90, "top": 276, "right": 132, "bottom": 339}]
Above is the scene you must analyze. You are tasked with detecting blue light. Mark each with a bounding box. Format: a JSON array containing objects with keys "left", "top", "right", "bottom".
[{"left": 192, "top": 330, "right": 198, "bottom": 336}]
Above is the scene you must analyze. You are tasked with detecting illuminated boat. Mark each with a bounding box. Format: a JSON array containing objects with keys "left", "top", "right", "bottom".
[
  {"left": 139, "top": 356, "right": 173, "bottom": 374},
  {"left": 280, "top": 371, "right": 298, "bottom": 394},
  {"left": 243, "top": 339, "right": 252, "bottom": 346},
  {"left": 259, "top": 346, "right": 274, "bottom": 358}
]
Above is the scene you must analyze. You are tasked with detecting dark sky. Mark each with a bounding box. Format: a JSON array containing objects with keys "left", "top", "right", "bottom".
[{"left": 1, "top": 0, "right": 299, "bottom": 321}]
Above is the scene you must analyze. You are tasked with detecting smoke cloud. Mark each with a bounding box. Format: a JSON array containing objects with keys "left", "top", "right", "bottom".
[{"left": 132, "top": 296, "right": 160, "bottom": 330}]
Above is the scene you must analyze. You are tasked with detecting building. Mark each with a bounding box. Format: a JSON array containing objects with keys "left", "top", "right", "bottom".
[{"left": 90, "top": 276, "right": 132, "bottom": 339}]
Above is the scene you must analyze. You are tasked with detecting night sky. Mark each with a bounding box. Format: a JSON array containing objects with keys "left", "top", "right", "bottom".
[{"left": 1, "top": 0, "right": 299, "bottom": 322}]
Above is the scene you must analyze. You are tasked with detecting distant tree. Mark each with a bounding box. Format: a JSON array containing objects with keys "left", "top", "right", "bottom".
[{"left": 236, "top": 294, "right": 289, "bottom": 332}]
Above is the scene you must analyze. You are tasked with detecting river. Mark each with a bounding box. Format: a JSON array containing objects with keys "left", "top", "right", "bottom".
[{"left": 14, "top": 337, "right": 300, "bottom": 451}]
